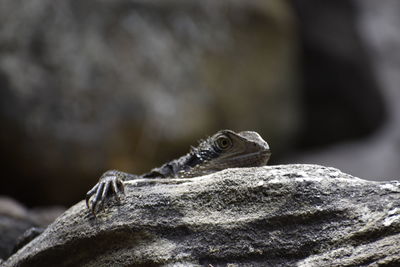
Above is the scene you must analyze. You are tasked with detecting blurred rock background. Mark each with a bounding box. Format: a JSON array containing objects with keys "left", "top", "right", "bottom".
[{"left": 0, "top": 0, "right": 398, "bottom": 209}]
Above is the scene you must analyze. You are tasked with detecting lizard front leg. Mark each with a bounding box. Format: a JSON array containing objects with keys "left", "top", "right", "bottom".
[{"left": 85, "top": 170, "right": 138, "bottom": 214}]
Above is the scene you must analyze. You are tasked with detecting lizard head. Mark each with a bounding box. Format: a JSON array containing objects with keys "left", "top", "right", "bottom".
[
  {"left": 187, "top": 130, "right": 271, "bottom": 176},
  {"left": 210, "top": 129, "right": 271, "bottom": 168}
]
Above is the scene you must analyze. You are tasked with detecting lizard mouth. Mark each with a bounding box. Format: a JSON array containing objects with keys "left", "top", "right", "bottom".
[{"left": 219, "top": 149, "right": 271, "bottom": 168}]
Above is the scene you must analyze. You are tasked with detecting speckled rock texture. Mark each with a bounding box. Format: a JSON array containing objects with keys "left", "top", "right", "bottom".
[{"left": 4, "top": 164, "right": 400, "bottom": 266}]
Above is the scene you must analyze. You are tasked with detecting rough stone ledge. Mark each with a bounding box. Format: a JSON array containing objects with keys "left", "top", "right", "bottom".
[{"left": 4, "top": 164, "right": 400, "bottom": 266}]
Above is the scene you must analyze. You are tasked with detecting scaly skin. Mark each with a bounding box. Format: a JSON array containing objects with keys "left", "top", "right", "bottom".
[{"left": 86, "top": 130, "right": 271, "bottom": 214}]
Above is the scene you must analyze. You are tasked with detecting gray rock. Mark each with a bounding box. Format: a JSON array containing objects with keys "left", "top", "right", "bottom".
[
  {"left": 4, "top": 164, "right": 400, "bottom": 266},
  {"left": 0, "top": 198, "right": 34, "bottom": 260},
  {"left": 0, "top": 197, "right": 64, "bottom": 260}
]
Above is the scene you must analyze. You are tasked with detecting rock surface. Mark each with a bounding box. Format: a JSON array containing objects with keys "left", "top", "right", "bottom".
[
  {"left": 4, "top": 164, "right": 400, "bottom": 266},
  {"left": 0, "top": 197, "right": 64, "bottom": 260}
]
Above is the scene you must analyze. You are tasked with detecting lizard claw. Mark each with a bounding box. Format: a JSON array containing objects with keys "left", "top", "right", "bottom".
[{"left": 86, "top": 170, "right": 125, "bottom": 214}]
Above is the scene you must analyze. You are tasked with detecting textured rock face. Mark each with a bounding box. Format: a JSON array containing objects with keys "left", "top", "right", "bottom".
[{"left": 4, "top": 164, "right": 400, "bottom": 266}]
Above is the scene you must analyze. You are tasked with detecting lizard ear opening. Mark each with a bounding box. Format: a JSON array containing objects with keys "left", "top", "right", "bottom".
[{"left": 215, "top": 135, "right": 232, "bottom": 150}]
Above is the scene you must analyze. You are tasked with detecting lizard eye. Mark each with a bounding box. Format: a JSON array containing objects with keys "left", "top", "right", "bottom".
[{"left": 215, "top": 135, "right": 232, "bottom": 150}]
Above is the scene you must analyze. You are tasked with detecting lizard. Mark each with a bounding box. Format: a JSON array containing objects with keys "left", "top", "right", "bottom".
[
  {"left": 86, "top": 129, "right": 271, "bottom": 214},
  {"left": 10, "top": 130, "right": 269, "bottom": 255}
]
